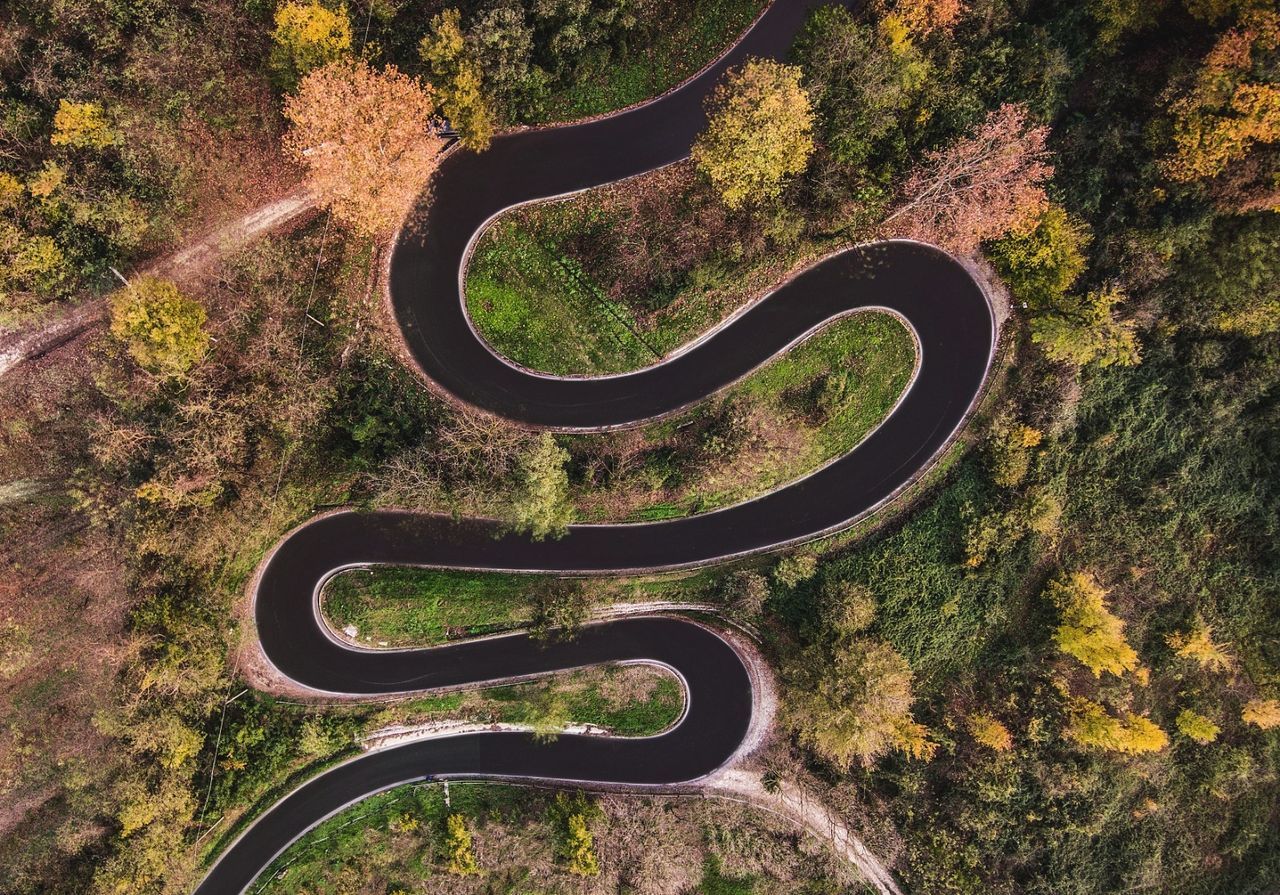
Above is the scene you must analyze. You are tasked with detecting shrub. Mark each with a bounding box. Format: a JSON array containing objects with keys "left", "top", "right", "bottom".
[
  {"left": 444, "top": 813, "right": 480, "bottom": 875},
  {"left": 774, "top": 554, "right": 818, "bottom": 588},
  {"left": 109, "top": 277, "right": 209, "bottom": 378}
]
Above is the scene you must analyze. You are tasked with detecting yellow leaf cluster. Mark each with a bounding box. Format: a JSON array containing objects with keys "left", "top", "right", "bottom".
[
  {"left": 693, "top": 58, "right": 815, "bottom": 210},
  {"left": 1048, "top": 572, "right": 1139, "bottom": 678},
  {"left": 50, "top": 99, "right": 116, "bottom": 149}
]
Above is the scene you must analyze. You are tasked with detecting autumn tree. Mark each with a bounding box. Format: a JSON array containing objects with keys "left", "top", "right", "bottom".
[
  {"left": 1162, "top": 10, "right": 1280, "bottom": 185},
  {"left": 967, "top": 711, "right": 1014, "bottom": 751},
  {"left": 1242, "top": 697, "right": 1280, "bottom": 729},
  {"left": 788, "top": 636, "right": 936, "bottom": 767},
  {"left": 877, "top": 0, "right": 965, "bottom": 38},
  {"left": 270, "top": 0, "right": 352, "bottom": 89},
  {"left": 283, "top": 60, "right": 445, "bottom": 236},
  {"left": 693, "top": 58, "right": 815, "bottom": 209},
  {"left": 563, "top": 813, "right": 600, "bottom": 876},
  {"left": 988, "top": 415, "right": 1043, "bottom": 488},
  {"left": 1166, "top": 617, "right": 1233, "bottom": 671},
  {"left": 509, "top": 432, "right": 574, "bottom": 540},
  {"left": 1066, "top": 697, "right": 1168, "bottom": 754},
  {"left": 1176, "top": 708, "right": 1221, "bottom": 744},
  {"left": 445, "top": 813, "right": 480, "bottom": 875},
  {"left": 109, "top": 277, "right": 209, "bottom": 377},
  {"left": 1048, "top": 572, "right": 1139, "bottom": 678},
  {"left": 1030, "top": 286, "right": 1141, "bottom": 368},
  {"left": 887, "top": 103, "right": 1052, "bottom": 254},
  {"left": 419, "top": 9, "right": 497, "bottom": 150},
  {"left": 50, "top": 99, "right": 115, "bottom": 149},
  {"left": 989, "top": 203, "right": 1091, "bottom": 311}
]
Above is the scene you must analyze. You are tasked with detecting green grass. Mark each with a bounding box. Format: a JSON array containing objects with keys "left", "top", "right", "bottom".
[
  {"left": 487, "top": 668, "right": 683, "bottom": 737},
  {"left": 321, "top": 568, "right": 534, "bottom": 648},
  {"left": 466, "top": 217, "right": 658, "bottom": 373},
  {"left": 533, "top": 0, "right": 767, "bottom": 123},
  {"left": 320, "top": 567, "right": 720, "bottom": 649}
]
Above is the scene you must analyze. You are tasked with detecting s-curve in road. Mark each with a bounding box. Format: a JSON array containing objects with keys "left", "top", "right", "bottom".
[{"left": 194, "top": 0, "right": 996, "bottom": 892}]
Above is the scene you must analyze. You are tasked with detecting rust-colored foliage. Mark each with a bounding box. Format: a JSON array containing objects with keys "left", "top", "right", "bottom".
[
  {"left": 283, "top": 60, "right": 445, "bottom": 236},
  {"left": 887, "top": 103, "right": 1052, "bottom": 254}
]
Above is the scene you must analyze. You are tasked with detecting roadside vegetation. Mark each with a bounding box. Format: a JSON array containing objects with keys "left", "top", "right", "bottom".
[
  {"left": 251, "top": 784, "right": 852, "bottom": 895},
  {"left": 3, "top": 0, "right": 1280, "bottom": 894}
]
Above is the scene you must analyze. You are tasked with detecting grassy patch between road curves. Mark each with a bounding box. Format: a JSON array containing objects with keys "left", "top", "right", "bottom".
[
  {"left": 566, "top": 311, "right": 916, "bottom": 522},
  {"left": 322, "top": 569, "right": 533, "bottom": 647},
  {"left": 320, "top": 568, "right": 720, "bottom": 649}
]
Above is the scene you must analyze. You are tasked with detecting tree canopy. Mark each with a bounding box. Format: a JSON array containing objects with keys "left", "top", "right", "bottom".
[
  {"left": 693, "top": 58, "right": 816, "bottom": 210},
  {"left": 283, "top": 60, "right": 445, "bottom": 236},
  {"left": 108, "top": 276, "right": 209, "bottom": 377}
]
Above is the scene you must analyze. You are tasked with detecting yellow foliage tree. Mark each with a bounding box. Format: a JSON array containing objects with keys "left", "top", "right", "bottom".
[
  {"left": 1066, "top": 697, "right": 1169, "bottom": 754},
  {"left": 50, "top": 99, "right": 116, "bottom": 149},
  {"left": 1175, "top": 708, "right": 1221, "bottom": 744},
  {"left": 271, "top": 0, "right": 352, "bottom": 88},
  {"left": 420, "top": 8, "right": 497, "bottom": 150},
  {"left": 967, "top": 711, "right": 1014, "bottom": 751},
  {"left": 283, "top": 60, "right": 445, "bottom": 236},
  {"left": 445, "top": 813, "right": 481, "bottom": 875},
  {"left": 564, "top": 813, "right": 600, "bottom": 876},
  {"left": 693, "top": 58, "right": 815, "bottom": 209},
  {"left": 1166, "top": 616, "right": 1233, "bottom": 671},
  {"left": 109, "top": 277, "right": 209, "bottom": 377},
  {"left": 1242, "top": 697, "right": 1280, "bottom": 729},
  {"left": 1048, "top": 572, "right": 1139, "bottom": 678}
]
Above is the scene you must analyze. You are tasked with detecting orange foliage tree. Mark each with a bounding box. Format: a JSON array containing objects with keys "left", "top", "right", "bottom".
[
  {"left": 886, "top": 103, "right": 1052, "bottom": 254},
  {"left": 284, "top": 60, "right": 446, "bottom": 236},
  {"left": 1162, "top": 10, "right": 1280, "bottom": 187}
]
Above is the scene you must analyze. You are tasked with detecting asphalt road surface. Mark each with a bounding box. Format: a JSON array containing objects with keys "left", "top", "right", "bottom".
[{"left": 194, "top": 0, "right": 995, "bottom": 891}]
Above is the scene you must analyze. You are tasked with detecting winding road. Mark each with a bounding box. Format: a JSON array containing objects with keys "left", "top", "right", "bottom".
[{"left": 195, "top": 1, "right": 996, "bottom": 892}]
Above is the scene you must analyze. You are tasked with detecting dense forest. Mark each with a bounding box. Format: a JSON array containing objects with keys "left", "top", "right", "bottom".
[{"left": 1, "top": 0, "right": 1278, "bottom": 894}]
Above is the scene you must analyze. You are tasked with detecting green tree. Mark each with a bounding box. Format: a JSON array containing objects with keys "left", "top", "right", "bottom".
[
  {"left": 1048, "top": 572, "right": 1139, "bottom": 678},
  {"left": 466, "top": 3, "right": 534, "bottom": 115},
  {"left": 1030, "top": 287, "right": 1141, "bottom": 368},
  {"left": 527, "top": 578, "right": 591, "bottom": 640},
  {"left": 774, "top": 553, "right": 818, "bottom": 588},
  {"left": 270, "top": 0, "right": 352, "bottom": 89},
  {"left": 723, "top": 570, "right": 770, "bottom": 617},
  {"left": 794, "top": 6, "right": 919, "bottom": 171},
  {"left": 693, "top": 58, "right": 815, "bottom": 209},
  {"left": 420, "top": 9, "right": 498, "bottom": 149},
  {"left": 989, "top": 203, "right": 1091, "bottom": 312},
  {"left": 788, "top": 636, "right": 935, "bottom": 767},
  {"left": 510, "top": 432, "right": 574, "bottom": 539},
  {"left": 109, "top": 277, "right": 209, "bottom": 377},
  {"left": 444, "top": 812, "right": 480, "bottom": 874},
  {"left": 823, "top": 579, "right": 877, "bottom": 635}
]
